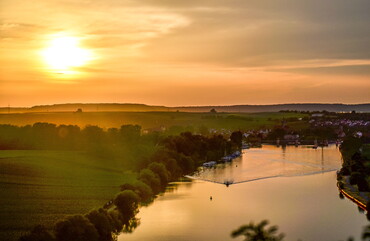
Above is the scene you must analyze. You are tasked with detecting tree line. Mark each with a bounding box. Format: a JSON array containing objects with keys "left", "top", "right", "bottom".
[{"left": 5, "top": 123, "right": 242, "bottom": 241}]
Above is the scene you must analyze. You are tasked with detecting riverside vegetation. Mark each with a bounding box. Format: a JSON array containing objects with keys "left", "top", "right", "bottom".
[
  {"left": 1, "top": 111, "right": 369, "bottom": 241},
  {"left": 0, "top": 123, "right": 242, "bottom": 241},
  {"left": 337, "top": 136, "right": 370, "bottom": 217}
]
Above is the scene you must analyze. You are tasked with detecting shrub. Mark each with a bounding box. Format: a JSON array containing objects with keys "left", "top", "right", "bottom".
[
  {"left": 138, "top": 169, "right": 161, "bottom": 193},
  {"left": 147, "top": 162, "right": 169, "bottom": 187},
  {"left": 86, "top": 209, "right": 115, "bottom": 241},
  {"left": 19, "top": 225, "right": 55, "bottom": 241},
  {"left": 114, "top": 190, "right": 140, "bottom": 224},
  {"left": 55, "top": 215, "right": 99, "bottom": 241},
  {"left": 120, "top": 181, "right": 153, "bottom": 203}
]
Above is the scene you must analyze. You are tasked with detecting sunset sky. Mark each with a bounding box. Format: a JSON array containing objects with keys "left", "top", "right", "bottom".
[{"left": 1, "top": 0, "right": 369, "bottom": 107}]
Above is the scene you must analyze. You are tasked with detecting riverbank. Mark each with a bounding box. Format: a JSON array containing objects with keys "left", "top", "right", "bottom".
[
  {"left": 337, "top": 137, "right": 370, "bottom": 213},
  {"left": 119, "top": 145, "right": 368, "bottom": 241},
  {"left": 337, "top": 177, "right": 368, "bottom": 211},
  {"left": 17, "top": 131, "right": 239, "bottom": 241}
]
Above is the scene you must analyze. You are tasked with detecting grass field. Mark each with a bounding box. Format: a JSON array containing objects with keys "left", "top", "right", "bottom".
[
  {"left": 0, "top": 111, "right": 307, "bottom": 131},
  {"left": 0, "top": 150, "right": 136, "bottom": 241},
  {"left": 0, "top": 111, "right": 308, "bottom": 240}
]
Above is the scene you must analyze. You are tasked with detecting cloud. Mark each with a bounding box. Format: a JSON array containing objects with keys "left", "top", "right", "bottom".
[
  {"left": 1, "top": 0, "right": 369, "bottom": 105},
  {"left": 136, "top": 0, "right": 370, "bottom": 69}
]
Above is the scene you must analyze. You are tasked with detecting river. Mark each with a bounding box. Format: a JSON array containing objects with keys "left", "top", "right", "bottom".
[{"left": 119, "top": 145, "right": 368, "bottom": 241}]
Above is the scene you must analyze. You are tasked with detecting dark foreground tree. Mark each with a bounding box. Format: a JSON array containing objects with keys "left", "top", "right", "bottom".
[{"left": 231, "top": 220, "right": 285, "bottom": 241}]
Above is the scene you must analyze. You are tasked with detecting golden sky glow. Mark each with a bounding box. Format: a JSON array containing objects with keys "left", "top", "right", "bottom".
[{"left": 0, "top": 0, "right": 369, "bottom": 106}]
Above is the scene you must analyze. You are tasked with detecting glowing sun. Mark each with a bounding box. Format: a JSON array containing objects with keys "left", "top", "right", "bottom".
[{"left": 42, "top": 35, "right": 92, "bottom": 74}]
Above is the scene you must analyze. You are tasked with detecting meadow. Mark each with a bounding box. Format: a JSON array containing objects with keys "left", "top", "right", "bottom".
[
  {"left": 0, "top": 150, "right": 136, "bottom": 240},
  {"left": 0, "top": 111, "right": 308, "bottom": 240}
]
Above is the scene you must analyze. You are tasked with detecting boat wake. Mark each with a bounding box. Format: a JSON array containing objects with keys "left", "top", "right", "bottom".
[{"left": 185, "top": 167, "right": 339, "bottom": 186}]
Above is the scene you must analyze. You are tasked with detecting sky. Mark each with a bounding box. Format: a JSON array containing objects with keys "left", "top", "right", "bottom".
[{"left": 0, "top": 0, "right": 369, "bottom": 107}]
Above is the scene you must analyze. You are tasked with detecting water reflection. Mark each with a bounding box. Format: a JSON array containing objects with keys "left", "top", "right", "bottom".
[
  {"left": 120, "top": 145, "right": 368, "bottom": 241},
  {"left": 188, "top": 145, "right": 341, "bottom": 185}
]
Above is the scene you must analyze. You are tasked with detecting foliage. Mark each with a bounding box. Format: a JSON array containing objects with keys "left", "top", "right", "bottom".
[
  {"left": 120, "top": 181, "right": 153, "bottom": 203},
  {"left": 19, "top": 225, "right": 55, "bottom": 241},
  {"left": 113, "top": 190, "right": 140, "bottom": 224},
  {"left": 138, "top": 168, "right": 161, "bottom": 194},
  {"left": 54, "top": 215, "right": 99, "bottom": 241},
  {"left": 85, "top": 209, "right": 116, "bottom": 241},
  {"left": 231, "top": 220, "right": 285, "bottom": 241}
]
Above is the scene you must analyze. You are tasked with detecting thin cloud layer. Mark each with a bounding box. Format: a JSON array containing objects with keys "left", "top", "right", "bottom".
[{"left": 0, "top": 0, "right": 369, "bottom": 106}]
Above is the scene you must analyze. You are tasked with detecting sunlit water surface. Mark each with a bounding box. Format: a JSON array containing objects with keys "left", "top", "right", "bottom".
[{"left": 119, "top": 145, "right": 368, "bottom": 241}]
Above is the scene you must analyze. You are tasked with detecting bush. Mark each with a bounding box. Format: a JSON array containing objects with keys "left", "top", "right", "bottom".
[
  {"left": 357, "top": 177, "right": 370, "bottom": 192},
  {"left": 86, "top": 209, "right": 115, "bottom": 241},
  {"left": 19, "top": 225, "right": 55, "bottom": 241},
  {"left": 120, "top": 181, "right": 153, "bottom": 203},
  {"left": 114, "top": 190, "right": 140, "bottom": 224},
  {"left": 148, "top": 162, "right": 169, "bottom": 188},
  {"left": 55, "top": 215, "right": 99, "bottom": 241},
  {"left": 350, "top": 172, "right": 362, "bottom": 185},
  {"left": 138, "top": 169, "right": 161, "bottom": 193},
  {"left": 107, "top": 210, "right": 123, "bottom": 234}
]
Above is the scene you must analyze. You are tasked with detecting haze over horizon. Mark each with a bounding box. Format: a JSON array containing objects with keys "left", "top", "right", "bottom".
[{"left": 1, "top": 0, "right": 370, "bottom": 106}]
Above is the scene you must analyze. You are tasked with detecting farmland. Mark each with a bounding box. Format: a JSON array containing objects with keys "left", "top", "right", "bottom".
[
  {"left": 0, "top": 111, "right": 307, "bottom": 132},
  {"left": 0, "top": 150, "right": 136, "bottom": 240}
]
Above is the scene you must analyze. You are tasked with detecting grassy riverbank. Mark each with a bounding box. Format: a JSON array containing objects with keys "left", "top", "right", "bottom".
[
  {"left": 0, "top": 123, "right": 237, "bottom": 241},
  {"left": 337, "top": 139, "right": 370, "bottom": 213}
]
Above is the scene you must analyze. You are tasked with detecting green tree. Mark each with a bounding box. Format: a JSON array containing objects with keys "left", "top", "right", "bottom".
[
  {"left": 114, "top": 190, "right": 140, "bottom": 223},
  {"left": 148, "top": 162, "right": 169, "bottom": 188},
  {"left": 138, "top": 168, "right": 161, "bottom": 193},
  {"left": 55, "top": 215, "right": 99, "bottom": 241},
  {"left": 85, "top": 209, "right": 115, "bottom": 241},
  {"left": 120, "top": 181, "right": 153, "bottom": 203},
  {"left": 19, "top": 225, "right": 55, "bottom": 241},
  {"left": 231, "top": 220, "right": 285, "bottom": 241},
  {"left": 231, "top": 131, "right": 243, "bottom": 149}
]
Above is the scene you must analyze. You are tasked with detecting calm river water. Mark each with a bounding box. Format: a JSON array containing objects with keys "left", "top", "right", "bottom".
[{"left": 119, "top": 145, "right": 368, "bottom": 241}]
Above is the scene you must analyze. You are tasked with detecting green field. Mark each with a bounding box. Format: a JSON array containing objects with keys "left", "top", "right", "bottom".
[
  {"left": 0, "top": 150, "right": 136, "bottom": 241},
  {"left": 0, "top": 111, "right": 308, "bottom": 240},
  {"left": 0, "top": 111, "right": 307, "bottom": 131}
]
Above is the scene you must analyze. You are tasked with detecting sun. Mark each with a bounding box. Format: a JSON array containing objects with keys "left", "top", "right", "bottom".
[{"left": 42, "top": 35, "right": 92, "bottom": 74}]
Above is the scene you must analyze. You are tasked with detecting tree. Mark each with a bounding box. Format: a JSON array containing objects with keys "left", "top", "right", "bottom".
[
  {"left": 114, "top": 190, "right": 140, "bottom": 223},
  {"left": 19, "top": 225, "right": 55, "bottom": 241},
  {"left": 138, "top": 168, "right": 161, "bottom": 193},
  {"left": 120, "top": 125, "right": 141, "bottom": 143},
  {"left": 120, "top": 181, "right": 153, "bottom": 203},
  {"left": 210, "top": 108, "right": 217, "bottom": 113},
  {"left": 55, "top": 215, "right": 99, "bottom": 241},
  {"left": 147, "top": 162, "right": 169, "bottom": 188},
  {"left": 231, "top": 131, "right": 243, "bottom": 149},
  {"left": 231, "top": 220, "right": 285, "bottom": 241},
  {"left": 85, "top": 209, "right": 115, "bottom": 241}
]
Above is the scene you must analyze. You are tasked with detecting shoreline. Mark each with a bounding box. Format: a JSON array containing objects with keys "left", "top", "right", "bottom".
[{"left": 337, "top": 181, "right": 368, "bottom": 211}]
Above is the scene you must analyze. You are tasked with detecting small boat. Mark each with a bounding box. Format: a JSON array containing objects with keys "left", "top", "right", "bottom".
[{"left": 224, "top": 179, "right": 234, "bottom": 187}]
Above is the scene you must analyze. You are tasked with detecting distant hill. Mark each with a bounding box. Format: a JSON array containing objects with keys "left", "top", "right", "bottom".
[
  {"left": 0, "top": 103, "right": 170, "bottom": 113},
  {"left": 174, "top": 103, "right": 370, "bottom": 113},
  {"left": 0, "top": 103, "right": 369, "bottom": 113}
]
